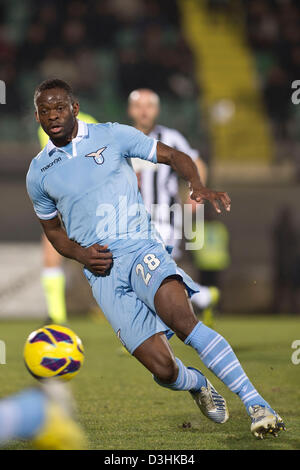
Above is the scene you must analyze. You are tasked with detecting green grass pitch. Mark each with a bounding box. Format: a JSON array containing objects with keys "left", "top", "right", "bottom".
[{"left": 0, "top": 315, "right": 299, "bottom": 450}]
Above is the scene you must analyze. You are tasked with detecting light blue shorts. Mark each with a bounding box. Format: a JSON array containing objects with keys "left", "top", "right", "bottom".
[{"left": 83, "top": 240, "right": 199, "bottom": 354}]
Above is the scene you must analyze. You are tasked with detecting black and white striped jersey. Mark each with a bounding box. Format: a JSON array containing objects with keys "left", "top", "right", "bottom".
[
  {"left": 131, "top": 124, "right": 199, "bottom": 255},
  {"left": 132, "top": 124, "right": 198, "bottom": 215}
]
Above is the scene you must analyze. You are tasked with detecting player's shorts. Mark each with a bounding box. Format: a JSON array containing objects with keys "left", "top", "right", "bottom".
[
  {"left": 152, "top": 220, "right": 182, "bottom": 260},
  {"left": 83, "top": 240, "right": 199, "bottom": 354}
]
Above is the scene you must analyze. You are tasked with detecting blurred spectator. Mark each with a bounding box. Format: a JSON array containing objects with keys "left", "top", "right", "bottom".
[
  {"left": 0, "top": 26, "right": 15, "bottom": 62},
  {"left": 89, "top": 0, "right": 120, "bottom": 47},
  {"left": 272, "top": 206, "right": 300, "bottom": 314},
  {"left": 109, "top": 0, "right": 145, "bottom": 23},
  {"left": 263, "top": 65, "right": 292, "bottom": 159},
  {"left": 191, "top": 206, "right": 231, "bottom": 290},
  {"left": 66, "top": 0, "right": 89, "bottom": 21},
  {"left": 61, "top": 19, "right": 89, "bottom": 54},
  {"left": 18, "top": 23, "right": 48, "bottom": 70},
  {"left": 39, "top": 48, "right": 79, "bottom": 85},
  {"left": 206, "top": 0, "right": 240, "bottom": 22},
  {"left": 0, "top": 5, "right": 4, "bottom": 25},
  {"left": 39, "top": 46, "right": 98, "bottom": 96},
  {"left": 74, "top": 48, "right": 99, "bottom": 94}
]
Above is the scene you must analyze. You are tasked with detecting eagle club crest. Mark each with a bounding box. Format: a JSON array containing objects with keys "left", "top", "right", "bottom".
[{"left": 85, "top": 147, "right": 107, "bottom": 165}]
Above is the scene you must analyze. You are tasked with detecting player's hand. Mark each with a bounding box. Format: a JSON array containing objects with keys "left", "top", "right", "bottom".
[
  {"left": 190, "top": 186, "right": 231, "bottom": 214},
  {"left": 81, "top": 244, "right": 113, "bottom": 275}
]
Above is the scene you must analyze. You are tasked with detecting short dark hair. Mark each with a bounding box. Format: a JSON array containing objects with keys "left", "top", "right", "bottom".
[{"left": 34, "top": 78, "right": 75, "bottom": 108}]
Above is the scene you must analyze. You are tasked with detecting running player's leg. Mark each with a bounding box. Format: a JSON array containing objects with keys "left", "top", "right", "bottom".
[
  {"left": 154, "top": 276, "right": 285, "bottom": 437},
  {"left": 131, "top": 242, "right": 283, "bottom": 423},
  {"left": 84, "top": 258, "right": 222, "bottom": 422},
  {"left": 133, "top": 331, "right": 203, "bottom": 388},
  {"left": 132, "top": 311, "right": 228, "bottom": 424},
  {"left": 41, "top": 234, "right": 67, "bottom": 324},
  {"left": 155, "top": 276, "right": 267, "bottom": 402}
]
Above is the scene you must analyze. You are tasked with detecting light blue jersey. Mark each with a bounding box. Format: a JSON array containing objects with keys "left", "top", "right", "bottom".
[
  {"left": 26, "top": 119, "right": 199, "bottom": 354},
  {"left": 26, "top": 120, "right": 160, "bottom": 257}
]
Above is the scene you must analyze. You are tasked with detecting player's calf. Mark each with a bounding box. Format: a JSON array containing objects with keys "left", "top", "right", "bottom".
[
  {"left": 133, "top": 332, "right": 179, "bottom": 384},
  {"left": 152, "top": 356, "right": 179, "bottom": 384}
]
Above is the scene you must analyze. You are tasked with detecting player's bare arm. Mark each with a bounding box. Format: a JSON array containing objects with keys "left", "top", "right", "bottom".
[
  {"left": 194, "top": 157, "right": 207, "bottom": 186},
  {"left": 40, "top": 216, "right": 113, "bottom": 275},
  {"left": 156, "top": 141, "right": 231, "bottom": 214}
]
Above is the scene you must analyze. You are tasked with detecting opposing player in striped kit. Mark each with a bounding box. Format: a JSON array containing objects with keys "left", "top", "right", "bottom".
[{"left": 128, "top": 88, "right": 219, "bottom": 326}]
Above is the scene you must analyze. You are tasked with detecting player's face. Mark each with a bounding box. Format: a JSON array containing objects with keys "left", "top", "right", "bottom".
[
  {"left": 35, "top": 88, "right": 79, "bottom": 144},
  {"left": 128, "top": 93, "right": 159, "bottom": 131}
]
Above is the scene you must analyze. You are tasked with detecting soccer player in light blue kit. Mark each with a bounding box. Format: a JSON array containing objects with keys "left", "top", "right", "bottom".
[{"left": 27, "top": 79, "right": 285, "bottom": 439}]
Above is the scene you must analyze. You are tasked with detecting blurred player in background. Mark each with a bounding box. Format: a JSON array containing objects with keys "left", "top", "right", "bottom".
[
  {"left": 190, "top": 202, "right": 231, "bottom": 292},
  {"left": 38, "top": 111, "right": 98, "bottom": 324},
  {"left": 128, "top": 89, "right": 219, "bottom": 326},
  {"left": 0, "top": 380, "right": 86, "bottom": 450}
]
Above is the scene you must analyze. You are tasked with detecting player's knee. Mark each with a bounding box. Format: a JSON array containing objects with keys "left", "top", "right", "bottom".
[
  {"left": 173, "top": 318, "right": 199, "bottom": 343},
  {"left": 154, "top": 357, "right": 179, "bottom": 384}
]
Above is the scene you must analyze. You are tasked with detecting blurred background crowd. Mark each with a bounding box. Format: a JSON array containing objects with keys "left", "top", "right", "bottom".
[
  {"left": 245, "top": 0, "right": 300, "bottom": 167},
  {"left": 0, "top": 0, "right": 300, "bottom": 316},
  {"left": 1, "top": 0, "right": 299, "bottom": 158},
  {"left": 0, "top": 0, "right": 200, "bottom": 145}
]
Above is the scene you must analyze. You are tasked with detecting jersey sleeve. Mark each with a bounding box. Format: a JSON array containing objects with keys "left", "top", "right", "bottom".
[
  {"left": 26, "top": 169, "right": 58, "bottom": 220},
  {"left": 171, "top": 130, "right": 199, "bottom": 161},
  {"left": 110, "top": 123, "right": 157, "bottom": 163}
]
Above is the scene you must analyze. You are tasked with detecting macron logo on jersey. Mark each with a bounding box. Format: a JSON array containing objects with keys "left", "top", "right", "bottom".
[
  {"left": 41, "top": 156, "right": 62, "bottom": 172},
  {"left": 85, "top": 147, "right": 107, "bottom": 165}
]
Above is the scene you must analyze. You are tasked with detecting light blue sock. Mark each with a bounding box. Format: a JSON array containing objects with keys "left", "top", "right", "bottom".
[
  {"left": 184, "top": 322, "right": 270, "bottom": 413},
  {"left": 154, "top": 357, "right": 207, "bottom": 392},
  {"left": 0, "top": 388, "right": 46, "bottom": 444}
]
